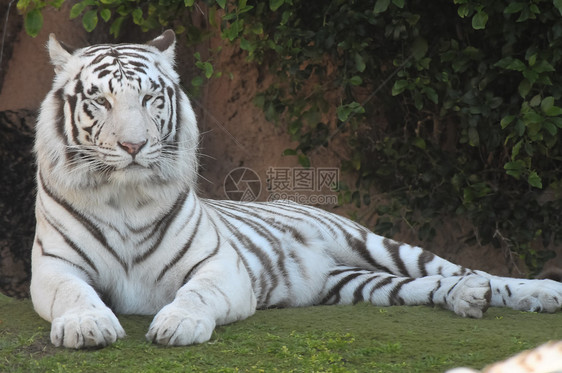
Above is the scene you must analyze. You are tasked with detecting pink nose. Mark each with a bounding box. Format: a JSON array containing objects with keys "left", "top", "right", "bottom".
[{"left": 118, "top": 140, "right": 147, "bottom": 156}]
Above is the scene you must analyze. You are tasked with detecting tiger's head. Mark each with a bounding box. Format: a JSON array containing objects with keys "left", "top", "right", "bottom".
[{"left": 36, "top": 30, "right": 199, "bottom": 195}]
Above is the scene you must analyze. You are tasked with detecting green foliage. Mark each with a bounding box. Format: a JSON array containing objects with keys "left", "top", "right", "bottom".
[
  {"left": 17, "top": 0, "right": 562, "bottom": 274},
  {"left": 217, "top": 0, "right": 562, "bottom": 274},
  {"left": 17, "top": 0, "right": 64, "bottom": 37}
]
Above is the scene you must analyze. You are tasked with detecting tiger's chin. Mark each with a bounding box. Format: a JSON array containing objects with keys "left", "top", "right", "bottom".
[{"left": 107, "top": 165, "right": 165, "bottom": 187}]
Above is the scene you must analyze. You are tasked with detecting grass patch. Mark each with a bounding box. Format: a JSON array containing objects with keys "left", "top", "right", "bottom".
[{"left": 1, "top": 293, "right": 561, "bottom": 372}]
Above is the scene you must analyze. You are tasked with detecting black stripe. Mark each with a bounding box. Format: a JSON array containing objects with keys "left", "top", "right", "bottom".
[
  {"left": 39, "top": 172, "right": 127, "bottom": 272},
  {"left": 182, "top": 233, "right": 221, "bottom": 284},
  {"left": 212, "top": 212, "right": 275, "bottom": 305},
  {"left": 320, "top": 270, "right": 364, "bottom": 304},
  {"left": 156, "top": 210, "right": 203, "bottom": 282},
  {"left": 39, "top": 204, "right": 99, "bottom": 275},
  {"left": 166, "top": 85, "right": 175, "bottom": 136},
  {"left": 346, "top": 231, "right": 392, "bottom": 273},
  {"left": 369, "top": 276, "right": 394, "bottom": 300},
  {"left": 388, "top": 278, "right": 415, "bottom": 305},
  {"left": 133, "top": 190, "right": 191, "bottom": 264},
  {"left": 93, "top": 62, "right": 114, "bottom": 73},
  {"left": 428, "top": 279, "right": 441, "bottom": 306},
  {"left": 37, "top": 238, "right": 94, "bottom": 282},
  {"left": 417, "top": 250, "right": 434, "bottom": 277},
  {"left": 54, "top": 88, "right": 67, "bottom": 145},
  {"left": 383, "top": 238, "right": 409, "bottom": 277},
  {"left": 67, "top": 93, "right": 79, "bottom": 145},
  {"left": 352, "top": 275, "right": 381, "bottom": 304}
]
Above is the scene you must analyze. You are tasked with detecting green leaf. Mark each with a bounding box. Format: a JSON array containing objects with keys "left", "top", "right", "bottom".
[
  {"left": 424, "top": 87, "right": 438, "bottom": 104},
  {"left": 468, "top": 127, "right": 480, "bottom": 146},
  {"left": 100, "top": 8, "right": 111, "bottom": 22},
  {"left": 298, "top": 154, "right": 311, "bottom": 168},
  {"left": 202, "top": 62, "right": 213, "bottom": 78},
  {"left": 354, "top": 53, "right": 366, "bottom": 72},
  {"left": 269, "top": 0, "right": 284, "bottom": 11},
  {"left": 504, "top": 160, "right": 525, "bottom": 179},
  {"left": 24, "top": 9, "right": 43, "bottom": 37},
  {"left": 373, "top": 0, "right": 390, "bottom": 14},
  {"left": 82, "top": 9, "right": 98, "bottom": 32},
  {"left": 543, "top": 121, "right": 557, "bottom": 136},
  {"left": 132, "top": 8, "right": 143, "bottom": 25},
  {"left": 504, "top": 2, "right": 525, "bottom": 14},
  {"left": 555, "top": 0, "right": 562, "bottom": 15},
  {"left": 550, "top": 117, "right": 562, "bottom": 128},
  {"left": 457, "top": 4, "right": 469, "bottom": 18},
  {"left": 472, "top": 10, "right": 488, "bottom": 30},
  {"left": 184, "top": 0, "right": 195, "bottom": 6},
  {"left": 282, "top": 148, "right": 297, "bottom": 156},
  {"left": 511, "top": 140, "right": 523, "bottom": 159},
  {"left": 495, "top": 57, "right": 526, "bottom": 71},
  {"left": 391, "top": 80, "right": 409, "bottom": 96},
  {"left": 412, "top": 137, "right": 426, "bottom": 150},
  {"left": 533, "top": 59, "right": 555, "bottom": 73},
  {"left": 70, "top": 2, "right": 87, "bottom": 19},
  {"left": 216, "top": 0, "right": 226, "bottom": 9},
  {"left": 109, "top": 16, "right": 125, "bottom": 37},
  {"left": 392, "top": 0, "right": 404, "bottom": 8},
  {"left": 541, "top": 97, "right": 562, "bottom": 116},
  {"left": 349, "top": 75, "right": 362, "bottom": 86},
  {"left": 530, "top": 94, "right": 541, "bottom": 107},
  {"left": 411, "top": 36, "right": 428, "bottom": 60},
  {"left": 523, "top": 110, "right": 544, "bottom": 124},
  {"left": 288, "top": 120, "right": 301, "bottom": 135},
  {"left": 500, "top": 115, "right": 516, "bottom": 129},
  {"left": 541, "top": 96, "right": 554, "bottom": 113},
  {"left": 528, "top": 171, "right": 543, "bottom": 189},
  {"left": 191, "top": 76, "right": 204, "bottom": 87},
  {"left": 518, "top": 79, "right": 531, "bottom": 98}
]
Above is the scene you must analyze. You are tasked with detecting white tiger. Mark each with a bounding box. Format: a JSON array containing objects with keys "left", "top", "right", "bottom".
[{"left": 31, "top": 30, "right": 562, "bottom": 349}]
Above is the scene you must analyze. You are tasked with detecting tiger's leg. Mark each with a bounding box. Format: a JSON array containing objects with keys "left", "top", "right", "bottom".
[
  {"left": 474, "top": 271, "right": 562, "bottom": 312},
  {"left": 320, "top": 267, "right": 491, "bottom": 318},
  {"left": 146, "top": 245, "right": 257, "bottom": 346},
  {"left": 30, "top": 241, "right": 126, "bottom": 348},
  {"left": 349, "top": 234, "right": 562, "bottom": 313}
]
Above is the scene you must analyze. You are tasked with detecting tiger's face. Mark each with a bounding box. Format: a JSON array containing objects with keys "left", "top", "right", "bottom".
[
  {"left": 37, "top": 31, "right": 198, "bottom": 191},
  {"left": 65, "top": 55, "right": 174, "bottom": 172}
]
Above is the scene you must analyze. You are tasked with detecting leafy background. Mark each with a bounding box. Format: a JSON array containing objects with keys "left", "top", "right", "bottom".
[{"left": 17, "top": 0, "right": 562, "bottom": 275}]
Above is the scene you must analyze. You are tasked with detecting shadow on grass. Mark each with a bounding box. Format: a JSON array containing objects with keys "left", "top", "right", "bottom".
[{"left": 1, "top": 293, "right": 561, "bottom": 372}]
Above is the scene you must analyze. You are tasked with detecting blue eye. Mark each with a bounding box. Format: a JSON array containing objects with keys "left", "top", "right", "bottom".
[{"left": 94, "top": 97, "right": 109, "bottom": 107}]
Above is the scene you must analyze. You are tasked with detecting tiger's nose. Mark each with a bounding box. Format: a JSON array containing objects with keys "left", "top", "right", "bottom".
[{"left": 118, "top": 140, "right": 147, "bottom": 156}]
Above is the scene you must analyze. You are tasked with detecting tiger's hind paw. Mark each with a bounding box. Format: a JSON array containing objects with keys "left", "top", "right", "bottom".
[
  {"left": 511, "top": 279, "right": 562, "bottom": 313},
  {"left": 449, "top": 275, "right": 491, "bottom": 318}
]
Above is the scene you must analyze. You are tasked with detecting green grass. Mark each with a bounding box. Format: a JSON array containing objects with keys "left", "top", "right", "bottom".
[{"left": 1, "top": 293, "right": 561, "bottom": 372}]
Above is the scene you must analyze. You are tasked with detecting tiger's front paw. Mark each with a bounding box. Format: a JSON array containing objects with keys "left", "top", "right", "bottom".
[
  {"left": 146, "top": 304, "right": 216, "bottom": 346},
  {"left": 51, "top": 307, "right": 126, "bottom": 349},
  {"left": 449, "top": 275, "right": 491, "bottom": 318}
]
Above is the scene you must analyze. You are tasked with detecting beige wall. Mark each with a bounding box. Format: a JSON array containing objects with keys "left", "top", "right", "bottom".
[{"left": 0, "top": 5, "right": 87, "bottom": 111}]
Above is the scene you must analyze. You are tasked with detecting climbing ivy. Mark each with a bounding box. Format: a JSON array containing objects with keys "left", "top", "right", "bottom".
[{"left": 18, "top": 0, "right": 562, "bottom": 274}]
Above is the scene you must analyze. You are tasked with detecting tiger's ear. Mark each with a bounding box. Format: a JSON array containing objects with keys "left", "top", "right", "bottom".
[
  {"left": 48, "top": 34, "right": 74, "bottom": 74},
  {"left": 147, "top": 29, "right": 176, "bottom": 63}
]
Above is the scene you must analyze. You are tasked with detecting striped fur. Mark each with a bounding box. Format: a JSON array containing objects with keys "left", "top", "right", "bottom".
[{"left": 31, "top": 31, "right": 562, "bottom": 349}]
